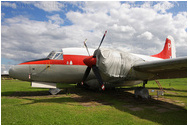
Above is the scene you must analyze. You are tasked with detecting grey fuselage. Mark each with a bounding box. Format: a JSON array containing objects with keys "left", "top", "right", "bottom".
[{"left": 9, "top": 48, "right": 159, "bottom": 88}]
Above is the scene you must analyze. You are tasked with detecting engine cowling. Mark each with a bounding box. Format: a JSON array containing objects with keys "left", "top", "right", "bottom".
[{"left": 94, "top": 48, "right": 144, "bottom": 82}]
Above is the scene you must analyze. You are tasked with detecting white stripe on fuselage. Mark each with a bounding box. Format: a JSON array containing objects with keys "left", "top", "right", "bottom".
[
  {"left": 63, "top": 48, "right": 95, "bottom": 56},
  {"left": 62, "top": 48, "right": 163, "bottom": 62},
  {"left": 131, "top": 53, "right": 163, "bottom": 61}
]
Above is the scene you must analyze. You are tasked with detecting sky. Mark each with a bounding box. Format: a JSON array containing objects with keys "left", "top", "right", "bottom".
[{"left": 1, "top": 1, "right": 187, "bottom": 74}]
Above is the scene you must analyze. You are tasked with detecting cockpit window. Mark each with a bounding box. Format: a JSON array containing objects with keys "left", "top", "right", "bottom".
[
  {"left": 47, "top": 51, "right": 56, "bottom": 59},
  {"left": 47, "top": 51, "right": 63, "bottom": 60},
  {"left": 54, "top": 53, "right": 63, "bottom": 60}
]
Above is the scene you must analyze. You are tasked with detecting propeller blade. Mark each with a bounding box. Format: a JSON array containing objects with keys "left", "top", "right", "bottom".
[
  {"left": 82, "top": 30, "right": 107, "bottom": 90},
  {"left": 83, "top": 39, "right": 90, "bottom": 56},
  {"left": 81, "top": 66, "right": 91, "bottom": 85},
  {"left": 92, "top": 65, "right": 105, "bottom": 90},
  {"left": 98, "top": 30, "right": 107, "bottom": 49}
]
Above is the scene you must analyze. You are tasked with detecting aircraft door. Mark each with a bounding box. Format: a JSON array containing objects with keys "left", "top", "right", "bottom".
[
  {"left": 29, "top": 64, "right": 48, "bottom": 81},
  {"left": 29, "top": 65, "right": 36, "bottom": 81}
]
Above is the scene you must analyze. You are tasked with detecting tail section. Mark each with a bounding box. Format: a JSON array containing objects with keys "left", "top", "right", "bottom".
[{"left": 151, "top": 36, "right": 176, "bottom": 59}]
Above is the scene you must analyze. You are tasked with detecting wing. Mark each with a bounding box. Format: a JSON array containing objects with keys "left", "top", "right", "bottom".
[{"left": 133, "top": 57, "right": 187, "bottom": 79}]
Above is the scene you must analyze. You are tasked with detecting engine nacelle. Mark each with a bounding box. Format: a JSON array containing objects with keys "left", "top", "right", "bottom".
[{"left": 95, "top": 48, "right": 144, "bottom": 83}]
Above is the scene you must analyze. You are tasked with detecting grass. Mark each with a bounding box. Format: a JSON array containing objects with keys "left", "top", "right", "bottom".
[{"left": 1, "top": 78, "right": 187, "bottom": 125}]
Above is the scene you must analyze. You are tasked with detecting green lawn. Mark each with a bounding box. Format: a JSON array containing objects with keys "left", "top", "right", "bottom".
[{"left": 1, "top": 79, "right": 187, "bottom": 125}]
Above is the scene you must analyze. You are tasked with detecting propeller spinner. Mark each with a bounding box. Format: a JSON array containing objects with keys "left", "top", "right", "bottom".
[{"left": 81, "top": 31, "right": 107, "bottom": 90}]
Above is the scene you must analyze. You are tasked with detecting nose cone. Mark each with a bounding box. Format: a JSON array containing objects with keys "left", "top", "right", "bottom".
[
  {"left": 83, "top": 56, "right": 96, "bottom": 67},
  {"left": 9, "top": 65, "right": 30, "bottom": 81},
  {"left": 9, "top": 67, "right": 15, "bottom": 78}
]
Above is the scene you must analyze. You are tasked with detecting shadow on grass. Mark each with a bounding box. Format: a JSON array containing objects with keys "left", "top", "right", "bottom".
[
  {"left": 2, "top": 87, "right": 187, "bottom": 125},
  {"left": 148, "top": 87, "right": 187, "bottom": 92},
  {"left": 164, "top": 94, "right": 187, "bottom": 98}
]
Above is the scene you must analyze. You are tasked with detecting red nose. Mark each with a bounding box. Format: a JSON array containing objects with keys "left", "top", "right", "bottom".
[{"left": 83, "top": 56, "right": 96, "bottom": 67}]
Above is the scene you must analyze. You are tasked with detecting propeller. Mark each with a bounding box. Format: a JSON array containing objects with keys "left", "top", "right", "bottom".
[
  {"left": 81, "top": 31, "right": 107, "bottom": 90},
  {"left": 83, "top": 39, "right": 90, "bottom": 56},
  {"left": 98, "top": 30, "right": 107, "bottom": 49}
]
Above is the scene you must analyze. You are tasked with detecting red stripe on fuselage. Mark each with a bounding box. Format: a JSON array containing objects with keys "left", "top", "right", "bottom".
[{"left": 19, "top": 55, "right": 88, "bottom": 65}]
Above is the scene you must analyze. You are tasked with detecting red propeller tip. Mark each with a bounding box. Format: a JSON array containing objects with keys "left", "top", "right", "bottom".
[{"left": 101, "top": 84, "right": 105, "bottom": 90}]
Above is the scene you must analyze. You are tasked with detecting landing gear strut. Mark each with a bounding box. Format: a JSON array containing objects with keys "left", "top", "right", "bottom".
[
  {"left": 134, "top": 80, "right": 150, "bottom": 99},
  {"left": 143, "top": 80, "right": 148, "bottom": 88}
]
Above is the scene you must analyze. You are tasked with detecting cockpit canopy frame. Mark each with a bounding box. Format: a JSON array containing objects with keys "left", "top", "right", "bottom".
[{"left": 47, "top": 50, "right": 63, "bottom": 60}]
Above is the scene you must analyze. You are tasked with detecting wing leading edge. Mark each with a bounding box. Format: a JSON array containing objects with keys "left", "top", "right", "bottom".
[{"left": 133, "top": 57, "right": 187, "bottom": 79}]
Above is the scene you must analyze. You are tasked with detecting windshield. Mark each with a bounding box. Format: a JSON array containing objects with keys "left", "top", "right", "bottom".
[
  {"left": 47, "top": 51, "right": 63, "bottom": 60},
  {"left": 47, "top": 51, "right": 56, "bottom": 59}
]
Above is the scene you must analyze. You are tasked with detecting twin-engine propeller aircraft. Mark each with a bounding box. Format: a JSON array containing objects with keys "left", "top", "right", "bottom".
[{"left": 9, "top": 31, "right": 187, "bottom": 98}]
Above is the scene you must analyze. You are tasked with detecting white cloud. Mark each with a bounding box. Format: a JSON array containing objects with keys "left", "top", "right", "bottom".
[
  {"left": 154, "top": 1, "right": 175, "bottom": 13},
  {"left": 137, "top": 31, "right": 153, "bottom": 40},
  {"left": 47, "top": 14, "right": 64, "bottom": 25},
  {"left": 2, "top": 2, "right": 16, "bottom": 9},
  {"left": 141, "top": 1, "right": 152, "bottom": 9},
  {"left": 82, "top": 1, "right": 121, "bottom": 13},
  {"left": 65, "top": 1, "right": 187, "bottom": 56},
  {"left": 2, "top": 16, "right": 65, "bottom": 61},
  {"left": 2, "top": 13, "right": 5, "bottom": 18},
  {"left": 33, "top": 1, "right": 64, "bottom": 12},
  {"left": 1, "top": 1, "right": 187, "bottom": 65}
]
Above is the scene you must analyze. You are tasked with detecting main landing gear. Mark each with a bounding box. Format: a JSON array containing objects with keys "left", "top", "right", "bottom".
[{"left": 134, "top": 80, "right": 150, "bottom": 99}]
